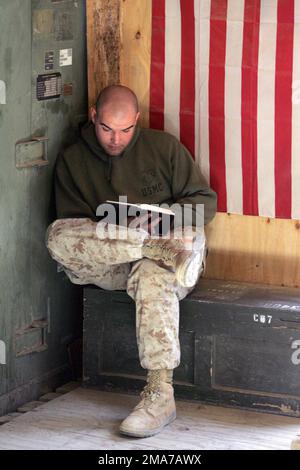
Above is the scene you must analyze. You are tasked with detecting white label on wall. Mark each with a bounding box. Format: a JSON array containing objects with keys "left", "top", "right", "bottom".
[
  {"left": 0, "top": 340, "right": 6, "bottom": 364},
  {"left": 0, "top": 80, "right": 6, "bottom": 104},
  {"left": 59, "top": 48, "right": 72, "bottom": 67}
]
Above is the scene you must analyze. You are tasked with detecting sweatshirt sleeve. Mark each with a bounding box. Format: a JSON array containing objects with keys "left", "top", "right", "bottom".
[
  {"left": 55, "top": 152, "right": 95, "bottom": 219},
  {"left": 170, "top": 139, "right": 217, "bottom": 227}
]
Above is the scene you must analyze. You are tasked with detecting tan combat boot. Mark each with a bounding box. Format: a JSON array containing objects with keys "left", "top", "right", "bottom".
[
  {"left": 142, "top": 235, "right": 206, "bottom": 288},
  {"left": 119, "top": 369, "right": 176, "bottom": 438},
  {"left": 291, "top": 434, "right": 300, "bottom": 449}
]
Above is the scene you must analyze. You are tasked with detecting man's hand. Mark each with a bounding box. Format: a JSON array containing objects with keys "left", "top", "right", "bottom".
[{"left": 127, "top": 213, "right": 161, "bottom": 234}]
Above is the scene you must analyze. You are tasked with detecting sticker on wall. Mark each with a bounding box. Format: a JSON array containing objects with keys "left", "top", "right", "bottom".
[
  {"left": 36, "top": 73, "right": 62, "bottom": 101},
  {"left": 45, "top": 51, "right": 54, "bottom": 71},
  {"left": 63, "top": 82, "right": 73, "bottom": 96},
  {"left": 33, "top": 10, "right": 54, "bottom": 36},
  {"left": 55, "top": 12, "right": 74, "bottom": 41},
  {"left": 59, "top": 48, "right": 72, "bottom": 67},
  {"left": 0, "top": 80, "right": 6, "bottom": 104}
]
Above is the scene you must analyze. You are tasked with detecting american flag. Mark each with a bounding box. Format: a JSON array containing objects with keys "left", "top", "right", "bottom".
[{"left": 150, "top": 0, "right": 300, "bottom": 219}]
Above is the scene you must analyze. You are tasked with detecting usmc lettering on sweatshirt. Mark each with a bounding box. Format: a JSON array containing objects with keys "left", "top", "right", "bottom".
[
  {"left": 141, "top": 182, "right": 164, "bottom": 197},
  {"left": 140, "top": 169, "right": 164, "bottom": 197}
]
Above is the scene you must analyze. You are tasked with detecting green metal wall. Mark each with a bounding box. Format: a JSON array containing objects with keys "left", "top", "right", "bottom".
[{"left": 0, "top": 0, "right": 87, "bottom": 414}]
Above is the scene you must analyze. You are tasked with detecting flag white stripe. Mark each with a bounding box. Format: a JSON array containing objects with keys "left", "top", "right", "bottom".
[
  {"left": 224, "top": 0, "right": 244, "bottom": 214},
  {"left": 194, "top": 0, "right": 201, "bottom": 172},
  {"left": 257, "top": 0, "right": 277, "bottom": 218},
  {"left": 164, "top": 0, "right": 181, "bottom": 139},
  {"left": 196, "top": 0, "right": 211, "bottom": 183}
]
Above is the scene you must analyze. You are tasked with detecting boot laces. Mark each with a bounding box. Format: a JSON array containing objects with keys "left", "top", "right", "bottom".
[
  {"left": 146, "top": 240, "right": 183, "bottom": 263},
  {"left": 140, "top": 370, "right": 161, "bottom": 404}
]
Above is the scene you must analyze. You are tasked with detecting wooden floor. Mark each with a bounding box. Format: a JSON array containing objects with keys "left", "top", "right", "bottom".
[{"left": 0, "top": 387, "right": 299, "bottom": 450}]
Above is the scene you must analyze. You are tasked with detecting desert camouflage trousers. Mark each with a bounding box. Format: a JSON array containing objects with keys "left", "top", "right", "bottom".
[{"left": 46, "top": 218, "right": 206, "bottom": 370}]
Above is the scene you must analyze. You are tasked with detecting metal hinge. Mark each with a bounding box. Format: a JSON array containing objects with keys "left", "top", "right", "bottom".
[
  {"left": 15, "top": 136, "right": 49, "bottom": 169},
  {"left": 15, "top": 320, "right": 48, "bottom": 357}
]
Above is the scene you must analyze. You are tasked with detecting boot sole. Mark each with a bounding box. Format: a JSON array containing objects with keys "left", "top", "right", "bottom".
[
  {"left": 119, "top": 411, "right": 176, "bottom": 438},
  {"left": 176, "top": 252, "right": 202, "bottom": 288},
  {"left": 176, "top": 234, "right": 206, "bottom": 288}
]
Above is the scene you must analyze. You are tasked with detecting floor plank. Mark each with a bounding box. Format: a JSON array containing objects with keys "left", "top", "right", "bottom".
[{"left": 0, "top": 387, "right": 298, "bottom": 450}]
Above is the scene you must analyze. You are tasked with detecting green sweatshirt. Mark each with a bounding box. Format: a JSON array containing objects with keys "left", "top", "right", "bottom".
[{"left": 55, "top": 122, "right": 217, "bottom": 227}]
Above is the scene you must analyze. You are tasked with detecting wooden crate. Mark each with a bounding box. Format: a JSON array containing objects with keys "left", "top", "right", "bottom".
[{"left": 83, "top": 279, "right": 300, "bottom": 417}]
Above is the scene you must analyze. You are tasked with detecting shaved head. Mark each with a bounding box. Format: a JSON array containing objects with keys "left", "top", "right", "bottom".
[
  {"left": 96, "top": 85, "right": 139, "bottom": 117},
  {"left": 91, "top": 85, "right": 140, "bottom": 156}
]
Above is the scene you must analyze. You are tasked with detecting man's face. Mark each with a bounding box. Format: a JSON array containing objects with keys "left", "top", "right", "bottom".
[{"left": 91, "top": 106, "right": 140, "bottom": 156}]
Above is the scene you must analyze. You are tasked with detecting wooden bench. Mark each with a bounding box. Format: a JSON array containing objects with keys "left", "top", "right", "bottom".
[{"left": 83, "top": 279, "right": 300, "bottom": 417}]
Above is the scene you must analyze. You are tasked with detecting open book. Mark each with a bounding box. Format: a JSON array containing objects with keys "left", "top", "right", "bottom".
[{"left": 96, "top": 200, "right": 175, "bottom": 235}]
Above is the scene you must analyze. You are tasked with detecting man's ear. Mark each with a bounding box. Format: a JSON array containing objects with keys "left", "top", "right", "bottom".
[
  {"left": 90, "top": 106, "right": 97, "bottom": 124},
  {"left": 135, "top": 112, "right": 140, "bottom": 124}
]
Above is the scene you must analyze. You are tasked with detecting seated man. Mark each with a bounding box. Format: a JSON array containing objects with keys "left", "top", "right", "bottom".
[{"left": 46, "top": 85, "right": 217, "bottom": 438}]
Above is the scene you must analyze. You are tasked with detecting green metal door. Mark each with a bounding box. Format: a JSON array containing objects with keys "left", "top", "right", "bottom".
[{"left": 0, "top": 0, "right": 87, "bottom": 414}]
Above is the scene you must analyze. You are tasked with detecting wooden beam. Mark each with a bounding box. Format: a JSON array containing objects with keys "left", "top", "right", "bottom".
[
  {"left": 120, "top": 0, "right": 152, "bottom": 127},
  {"left": 86, "top": 0, "right": 121, "bottom": 108},
  {"left": 205, "top": 213, "right": 300, "bottom": 287}
]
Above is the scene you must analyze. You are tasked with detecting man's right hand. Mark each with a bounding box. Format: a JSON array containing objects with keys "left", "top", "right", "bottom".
[{"left": 127, "top": 213, "right": 161, "bottom": 235}]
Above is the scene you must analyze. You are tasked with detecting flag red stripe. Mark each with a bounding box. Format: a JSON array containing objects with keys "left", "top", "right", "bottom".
[
  {"left": 241, "top": 0, "right": 260, "bottom": 216},
  {"left": 180, "top": 0, "right": 195, "bottom": 158},
  {"left": 209, "top": 0, "right": 228, "bottom": 211},
  {"left": 150, "top": 0, "right": 165, "bottom": 130},
  {"left": 275, "top": 0, "right": 294, "bottom": 218}
]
